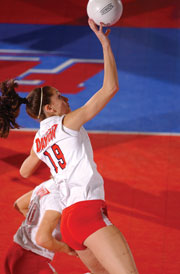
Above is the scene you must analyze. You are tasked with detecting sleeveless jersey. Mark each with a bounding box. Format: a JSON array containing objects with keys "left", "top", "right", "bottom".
[
  {"left": 33, "top": 115, "right": 104, "bottom": 209},
  {"left": 14, "top": 179, "right": 62, "bottom": 260}
]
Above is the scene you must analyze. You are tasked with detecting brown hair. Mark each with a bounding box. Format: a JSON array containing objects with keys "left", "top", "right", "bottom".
[
  {"left": 26, "top": 86, "right": 53, "bottom": 121},
  {"left": 0, "top": 79, "right": 53, "bottom": 138}
]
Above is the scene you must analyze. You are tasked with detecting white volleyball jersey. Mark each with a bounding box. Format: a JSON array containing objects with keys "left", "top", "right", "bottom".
[
  {"left": 33, "top": 115, "right": 104, "bottom": 209},
  {"left": 14, "top": 179, "right": 62, "bottom": 260}
]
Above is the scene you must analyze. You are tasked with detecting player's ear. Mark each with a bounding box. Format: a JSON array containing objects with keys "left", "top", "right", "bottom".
[{"left": 44, "top": 104, "right": 55, "bottom": 114}]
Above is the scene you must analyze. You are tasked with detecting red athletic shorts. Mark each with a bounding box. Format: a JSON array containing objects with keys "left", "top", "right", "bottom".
[
  {"left": 4, "top": 242, "right": 55, "bottom": 274},
  {"left": 61, "top": 199, "right": 112, "bottom": 250}
]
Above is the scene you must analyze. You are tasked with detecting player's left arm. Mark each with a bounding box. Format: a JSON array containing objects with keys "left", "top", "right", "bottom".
[
  {"left": 20, "top": 147, "right": 41, "bottom": 178},
  {"left": 36, "top": 210, "right": 76, "bottom": 255},
  {"left": 14, "top": 190, "right": 33, "bottom": 217}
]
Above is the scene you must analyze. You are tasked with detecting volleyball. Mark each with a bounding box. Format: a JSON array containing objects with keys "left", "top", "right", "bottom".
[{"left": 87, "top": 0, "right": 123, "bottom": 26}]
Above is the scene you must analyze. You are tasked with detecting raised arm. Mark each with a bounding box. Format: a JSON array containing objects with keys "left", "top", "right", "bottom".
[{"left": 63, "top": 19, "right": 119, "bottom": 131}]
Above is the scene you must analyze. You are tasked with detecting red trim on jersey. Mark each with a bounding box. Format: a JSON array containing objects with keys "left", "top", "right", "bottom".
[
  {"left": 36, "top": 187, "right": 50, "bottom": 199},
  {"left": 36, "top": 124, "right": 58, "bottom": 153}
]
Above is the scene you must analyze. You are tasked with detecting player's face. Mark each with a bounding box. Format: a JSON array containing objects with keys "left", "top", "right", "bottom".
[{"left": 50, "top": 88, "right": 71, "bottom": 115}]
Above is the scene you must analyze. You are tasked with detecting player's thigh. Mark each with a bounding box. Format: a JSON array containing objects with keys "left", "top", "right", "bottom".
[
  {"left": 84, "top": 225, "right": 139, "bottom": 274},
  {"left": 77, "top": 248, "right": 108, "bottom": 274}
]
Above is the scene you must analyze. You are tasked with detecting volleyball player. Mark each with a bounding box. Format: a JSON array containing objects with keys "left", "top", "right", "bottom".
[
  {"left": 4, "top": 178, "right": 74, "bottom": 274},
  {"left": 1, "top": 19, "right": 138, "bottom": 274}
]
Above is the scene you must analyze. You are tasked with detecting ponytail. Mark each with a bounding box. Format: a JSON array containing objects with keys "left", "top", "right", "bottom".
[
  {"left": 0, "top": 79, "right": 54, "bottom": 137},
  {"left": 0, "top": 79, "right": 28, "bottom": 138}
]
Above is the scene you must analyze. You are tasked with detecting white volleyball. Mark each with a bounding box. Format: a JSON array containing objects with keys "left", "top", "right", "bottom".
[{"left": 87, "top": 0, "right": 123, "bottom": 26}]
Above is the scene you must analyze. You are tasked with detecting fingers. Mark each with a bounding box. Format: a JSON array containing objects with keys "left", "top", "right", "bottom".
[
  {"left": 68, "top": 250, "right": 78, "bottom": 256},
  {"left": 105, "top": 29, "right": 111, "bottom": 36},
  {"left": 88, "top": 18, "right": 110, "bottom": 36},
  {"left": 88, "top": 18, "right": 98, "bottom": 32},
  {"left": 88, "top": 18, "right": 105, "bottom": 33},
  {"left": 99, "top": 22, "right": 103, "bottom": 32}
]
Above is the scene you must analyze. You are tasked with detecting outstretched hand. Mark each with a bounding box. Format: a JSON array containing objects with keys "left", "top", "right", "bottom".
[{"left": 88, "top": 18, "right": 111, "bottom": 47}]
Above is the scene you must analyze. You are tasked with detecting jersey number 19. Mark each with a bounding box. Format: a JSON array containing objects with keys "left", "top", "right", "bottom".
[{"left": 44, "top": 144, "right": 66, "bottom": 173}]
